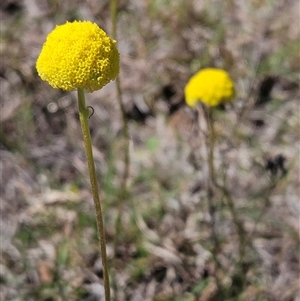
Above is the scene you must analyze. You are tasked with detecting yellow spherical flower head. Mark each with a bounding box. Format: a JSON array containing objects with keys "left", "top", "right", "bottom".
[
  {"left": 184, "top": 68, "right": 235, "bottom": 107},
  {"left": 36, "top": 21, "right": 120, "bottom": 92}
]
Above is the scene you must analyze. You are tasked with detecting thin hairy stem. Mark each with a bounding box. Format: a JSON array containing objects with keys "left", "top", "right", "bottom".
[
  {"left": 108, "top": 4, "right": 131, "bottom": 299},
  {"left": 207, "top": 109, "right": 216, "bottom": 185},
  {"left": 77, "top": 88, "right": 111, "bottom": 301},
  {"left": 219, "top": 183, "right": 246, "bottom": 260},
  {"left": 206, "top": 108, "right": 218, "bottom": 249},
  {"left": 204, "top": 107, "right": 224, "bottom": 292},
  {"left": 216, "top": 137, "right": 248, "bottom": 291},
  {"left": 110, "top": 0, "right": 130, "bottom": 238}
]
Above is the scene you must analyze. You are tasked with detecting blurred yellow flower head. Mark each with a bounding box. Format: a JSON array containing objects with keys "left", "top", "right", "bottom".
[
  {"left": 36, "top": 21, "right": 119, "bottom": 92},
  {"left": 184, "top": 68, "right": 235, "bottom": 107}
]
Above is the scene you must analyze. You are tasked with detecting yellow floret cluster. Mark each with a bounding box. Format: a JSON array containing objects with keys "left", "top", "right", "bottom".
[
  {"left": 184, "top": 68, "right": 235, "bottom": 107},
  {"left": 36, "top": 21, "right": 119, "bottom": 92}
]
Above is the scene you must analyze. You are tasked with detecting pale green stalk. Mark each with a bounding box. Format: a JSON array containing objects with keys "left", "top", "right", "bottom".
[
  {"left": 207, "top": 108, "right": 217, "bottom": 186},
  {"left": 77, "top": 88, "right": 111, "bottom": 301},
  {"left": 205, "top": 107, "right": 224, "bottom": 293},
  {"left": 207, "top": 107, "right": 247, "bottom": 291},
  {"left": 206, "top": 108, "right": 219, "bottom": 249},
  {"left": 110, "top": 0, "right": 130, "bottom": 239}
]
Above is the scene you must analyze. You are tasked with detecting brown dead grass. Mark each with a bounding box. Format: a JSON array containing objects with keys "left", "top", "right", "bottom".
[{"left": 1, "top": 0, "right": 299, "bottom": 300}]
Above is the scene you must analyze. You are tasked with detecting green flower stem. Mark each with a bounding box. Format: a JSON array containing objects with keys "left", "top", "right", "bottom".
[
  {"left": 110, "top": 0, "right": 118, "bottom": 39},
  {"left": 205, "top": 107, "right": 224, "bottom": 292},
  {"left": 207, "top": 108, "right": 216, "bottom": 185},
  {"left": 207, "top": 107, "right": 247, "bottom": 288},
  {"left": 206, "top": 108, "right": 218, "bottom": 245},
  {"left": 110, "top": 0, "right": 130, "bottom": 188},
  {"left": 218, "top": 182, "right": 247, "bottom": 291},
  {"left": 110, "top": 0, "right": 130, "bottom": 239},
  {"left": 77, "top": 88, "right": 111, "bottom": 301}
]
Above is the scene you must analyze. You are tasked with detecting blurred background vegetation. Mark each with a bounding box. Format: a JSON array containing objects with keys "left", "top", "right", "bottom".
[{"left": 0, "top": 0, "right": 299, "bottom": 300}]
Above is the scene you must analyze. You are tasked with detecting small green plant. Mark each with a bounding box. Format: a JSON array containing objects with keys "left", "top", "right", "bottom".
[{"left": 36, "top": 20, "right": 120, "bottom": 301}]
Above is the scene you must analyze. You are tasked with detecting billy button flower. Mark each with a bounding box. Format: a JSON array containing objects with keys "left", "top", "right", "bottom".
[
  {"left": 184, "top": 68, "right": 235, "bottom": 107},
  {"left": 36, "top": 20, "right": 119, "bottom": 92},
  {"left": 36, "top": 20, "right": 120, "bottom": 301},
  {"left": 184, "top": 68, "right": 237, "bottom": 238}
]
